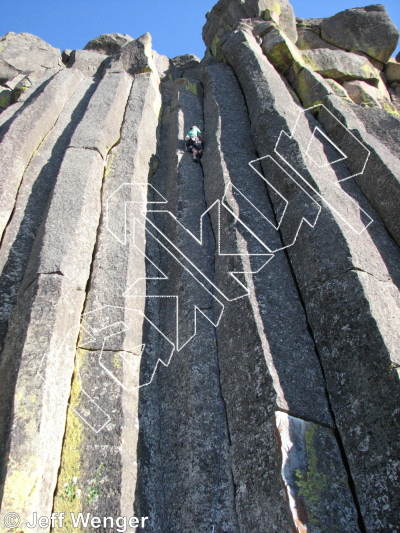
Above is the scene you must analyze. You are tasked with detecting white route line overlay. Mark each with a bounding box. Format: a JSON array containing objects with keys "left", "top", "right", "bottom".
[
  {"left": 273, "top": 104, "right": 373, "bottom": 235},
  {"left": 39, "top": 104, "right": 373, "bottom": 432}
]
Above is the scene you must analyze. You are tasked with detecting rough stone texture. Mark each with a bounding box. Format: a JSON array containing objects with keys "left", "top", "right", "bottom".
[
  {"left": 296, "top": 17, "right": 323, "bottom": 34},
  {"left": 68, "top": 71, "right": 132, "bottom": 159},
  {"left": 0, "top": 274, "right": 86, "bottom": 532},
  {"left": 262, "top": 27, "right": 303, "bottom": 73},
  {"left": 302, "top": 48, "right": 381, "bottom": 83},
  {"left": 171, "top": 54, "right": 200, "bottom": 70},
  {"left": 343, "top": 79, "right": 392, "bottom": 109},
  {"left": 0, "top": 76, "right": 98, "bottom": 356},
  {"left": 320, "top": 5, "right": 400, "bottom": 64},
  {"left": 152, "top": 49, "right": 172, "bottom": 79},
  {"left": 199, "top": 61, "right": 362, "bottom": 531},
  {"left": 84, "top": 32, "right": 134, "bottom": 55},
  {"left": 287, "top": 61, "right": 346, "bottom": 108},
  {"left": 221, "top": 26, "right": 400, "bottom": 532},
  {"left": 132, "top": 76, "right": 239, "bottom": 533},
  {"left": 52, "top": 70, "right": 161, "bottom": 528},
  {"left": 61, "top": 49, "right": 72, "bottom": 64},
  {"left": 296, "top": 27, "right": 338, "bottom": 51},
  {"left": 0, "top": 68, "right": 83, "bottom": 242},
  {"left": 0, "top": 145, "right": 105, "bottom": 529},
  {"left": 0, "top": 32, "right": 61, "bottom": 85},
  {"left": 0, "top": 68, "right": 62, "bottom": 129},
  {"left": 385, "top": 57, "right": 400, "bottom": 83},
  {"left": 106, "top": 33, "right": 157, "bottom": 76},
  {"left": 0, "top": 67, "right": 132, "bottom": 529},
  {"left": 203, "top": 0, "right": 298, "bottom": 55},
  {"left": 1, "top": 5, "right": 400, "bottom": 533},
  {"left": 319, "top": 95, "right": 400, "bottom": 248},
  {"left": 67, "top": 49, "right": 108, "bottom": 76}
]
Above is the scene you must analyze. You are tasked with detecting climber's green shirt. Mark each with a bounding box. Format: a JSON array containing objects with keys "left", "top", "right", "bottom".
[{"left": 187, "top": 127, "right": 202, "bottom": 137}]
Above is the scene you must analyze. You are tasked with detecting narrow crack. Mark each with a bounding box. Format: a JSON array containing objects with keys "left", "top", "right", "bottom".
[
  {"left": 230, "top": 65, "right": 367, "bottom": 528},
  {"left": 51, "top": 83, "right": 130, "bottom": 517}
]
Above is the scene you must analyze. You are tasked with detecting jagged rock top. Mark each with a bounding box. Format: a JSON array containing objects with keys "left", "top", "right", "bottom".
[
  {"left": 84, "top": 33, "right": 134, "bottom": 55},
  {"left": 320, "top": 4, "right": 399, "bottom": 63},
  {"left": 0, "top": 32, "right": 61, "bottom": 85},
  {"left": 203, "top": 0, "right": 298, "bottom": 53}
]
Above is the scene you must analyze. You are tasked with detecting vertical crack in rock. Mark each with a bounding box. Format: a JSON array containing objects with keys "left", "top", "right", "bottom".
[
  {"left": 0, "top": 69, "right": 132, "bottom": 529},
  {"left": 1, "top": 5, "right": 400, "bottom": 533},
  {"left": 0, "top": 76, "right": 99, "bottom": 357},
  {"left": 0, "top": 69, "right": 85, "bottom": 242},
  {"left": 134, "top": 72, "right": 239, "bottom": 532},
  {"left": 220, "top": 25, "right": 400, "bottom": 532}
]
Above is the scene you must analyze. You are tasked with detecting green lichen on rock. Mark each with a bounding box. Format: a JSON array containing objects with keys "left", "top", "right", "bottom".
[
  {"left": 52, "top": 349, "right": 84, "bottom": 533},
  {"left": 211, "top": 35, "right": 220, "bottom": 57},
  {"left": 0, "top": 89, "right": 12, "bottom": 109},
  {"left": 138, "top": 65, "right": 152, "bottom": 74},
  {"left": 12, "top": 85, "right": 28, "bottom": 102},
  {"left": 184, "top": 78, "right": 198, "bottom": 95},
  {"left": 295, "top": 424, "right": 327, "bottom": 526}
]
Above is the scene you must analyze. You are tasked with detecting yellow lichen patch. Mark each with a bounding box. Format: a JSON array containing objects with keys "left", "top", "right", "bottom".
[
  {"left": 381, "top": 100, "right": 400, "bottom": 116},
  {"left": 104, "top": 151, "right": 116, "bottom": 181},
  {"left": 138, "top": 66, "right": 153, "bottom": 74},
  {"left": 114, "top": 352, "right": 121, "bottom": 370},
  {"left": 360, "top": 62, "right": 380, "bottom": 81},
  {"left": 184, "top": 79, "right": 198, "bottom": 95},
  {"left": 273, "top": 1, "right": 282, "bottom": 15},
  {"left": 52, "top": 349, "right": 85, "bottom": 533},
  {"left": 3, "top": 457, "right": 38, "bottom": 512}
]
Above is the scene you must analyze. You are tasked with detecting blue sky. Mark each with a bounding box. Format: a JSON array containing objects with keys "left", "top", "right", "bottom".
[{"left": 0, "top": 0, "right": 399, "bottom": 59}]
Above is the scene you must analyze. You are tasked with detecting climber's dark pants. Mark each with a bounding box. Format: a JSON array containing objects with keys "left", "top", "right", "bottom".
[{"left": 187, "top": 142, "right": 203, "bottom": 159}]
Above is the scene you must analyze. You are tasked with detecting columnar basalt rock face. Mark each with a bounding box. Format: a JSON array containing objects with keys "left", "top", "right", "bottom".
[{"left": 0, "top": 2, "right": 399, "bottom": 533}]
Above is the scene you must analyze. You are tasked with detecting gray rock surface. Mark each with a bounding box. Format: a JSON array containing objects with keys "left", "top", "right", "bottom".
[
  {"left": 385, "top": 57, "right": 400, "bottom": 83},
  {"left": 302, "top": 48, "right": 381, "bottom": 83},
  {"left": 0, "top": 64, "right": 132, "bottom": 528},
  {"left": 287, "top": 61, "right": 345, "bottom": 108},
  {"left": 84, "top": 32, "right": 133, "bottom": 55},
  {"left": 320, "top": 5, "right": 400, "bottom": 64},
  {"left": 67, "top": 49, "right": 108, "bottom": 76},
  {"left": 106, "top": 33, "right": 157, "bottom": 75},
  {"left": 318, "top": 95, "right": 400, "bottom": 249},
  {"left": 296, "top": 27, "right": 337, "bottom": 50},
  {"left": 0, "top": 76, "right": 97, "bottom": 356},
  {"left": 276, "top": 412, "right": 360, "bottom": 532},
  {"left": 199, "top": 61, "right": 360, "bottom": 531},
  {"left": 203, "top": 0, "right": 298, "bottom": 55},
  {"left": 152, "top": 49, "right": 172, "bottom": 79},
  {"left": 0, "top": 68, "right": 61, "bottom": 129},
  {"left": 171, "top": 54, "right": 200, "bottom": 70},
  {"left": 262, "top": 27, "right": 303, "bottom": 72},
  {"left": 61, "top": 49, "right": 72, "bottom": 64},
  {"left": 0, "top": 4, "right": 400, "bottom": 532},
  {"left": 0, "top": 68, "right": 83, "bottom": 242},
  {"left": 68, "top": 71, "right": 132, "bottom": 160},
  {"left": 221, "top": 26, "right": 400, "bottom": 532},
  {"left": 53, "top": 70, "right": 161, "bottom": 528},
  {"left": 0, "top": 32, "right": 61, "bottom": 85}
]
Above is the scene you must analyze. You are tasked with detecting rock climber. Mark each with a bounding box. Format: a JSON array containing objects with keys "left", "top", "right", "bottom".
[{"left": 185, "top": 125, "right": 203, "bottom": 163}]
